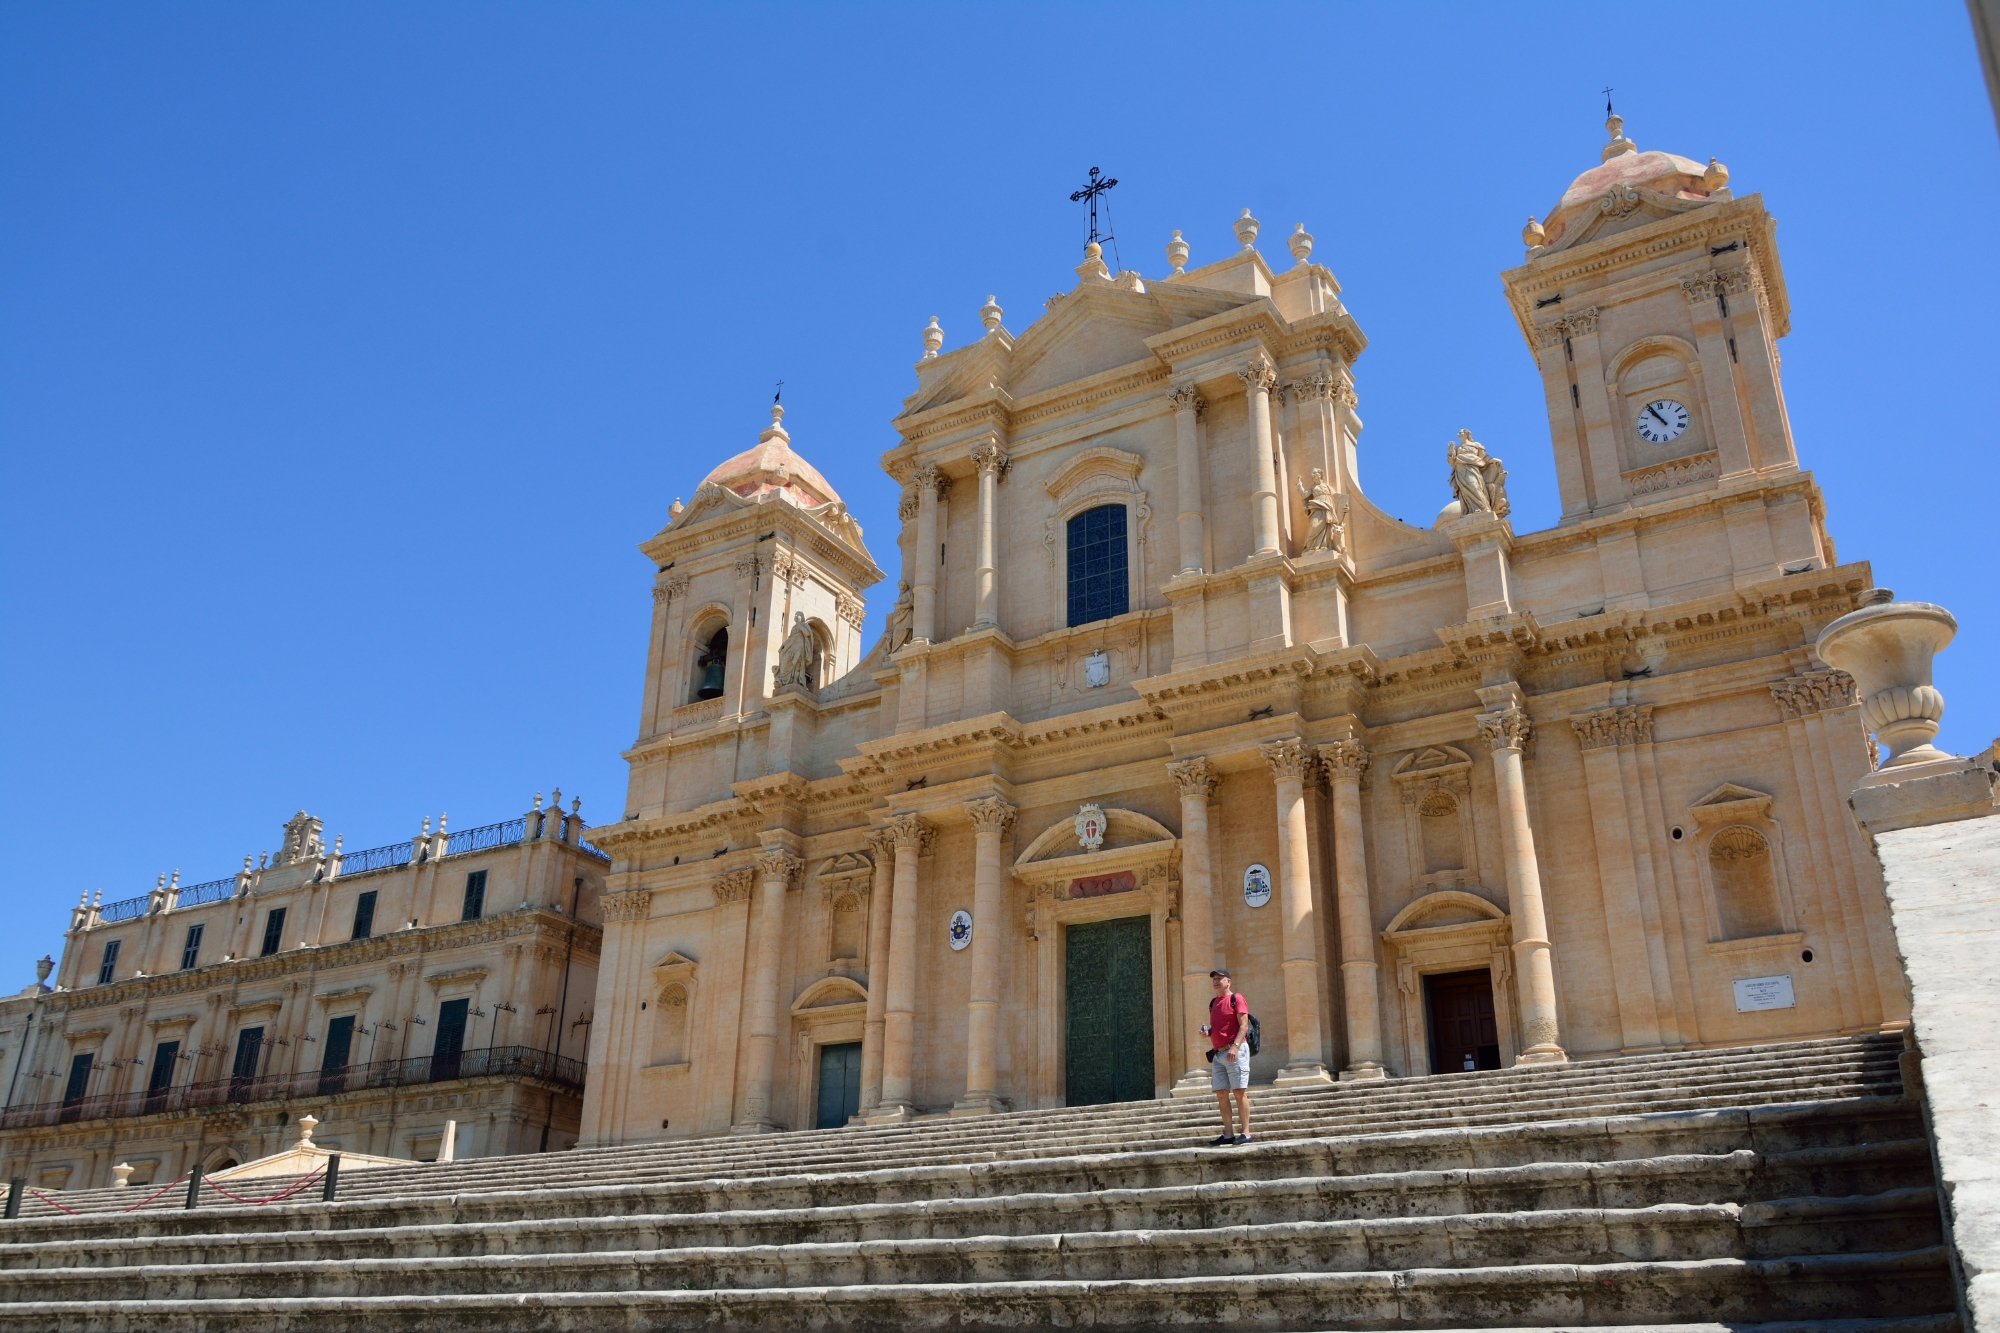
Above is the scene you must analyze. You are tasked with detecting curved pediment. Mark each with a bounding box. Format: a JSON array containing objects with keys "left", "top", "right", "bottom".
[
  {"left": 792, "top": 975, "right": 867, "bottom": 1013},
  {"left": 1014, "top": 807, "right": 1176, "bottom": 869},
  {"left": 1383, "top": 889, "right": 1506, "bottom": 936}
]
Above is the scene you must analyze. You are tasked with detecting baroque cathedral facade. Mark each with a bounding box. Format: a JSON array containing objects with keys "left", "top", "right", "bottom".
[{"left": 582, "top": 116, "right": 1904, "bottom": 1143}]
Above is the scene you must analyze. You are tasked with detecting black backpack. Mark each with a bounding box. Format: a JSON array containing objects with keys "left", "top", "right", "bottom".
[{"left": 1245, "top": 1010, "right": 1262, "bottom": 1057}]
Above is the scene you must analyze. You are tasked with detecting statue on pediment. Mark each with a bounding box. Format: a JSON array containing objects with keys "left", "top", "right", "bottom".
[
  {"left": 1296, "top": 468, "right": 1344, "bottom": 554},
  {"left": 1447, "top": 429, "right": 1511, "bottom": 520}
]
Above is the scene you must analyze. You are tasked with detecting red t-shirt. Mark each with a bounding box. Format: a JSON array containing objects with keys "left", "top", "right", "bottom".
[{"left": 1210, "top": 991, "right": 1248, "bottom": 1049}]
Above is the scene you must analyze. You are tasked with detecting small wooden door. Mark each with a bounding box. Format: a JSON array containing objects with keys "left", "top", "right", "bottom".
[
  {"left": 1065, "top": 916, "right": 1154, "bottom": 1106},
  {"left": 815, "top": 1042, "right": 863, "bottom": 1129},
  {"left": 1424, "top": 969, "right": 1501, "bottom": 1073}
]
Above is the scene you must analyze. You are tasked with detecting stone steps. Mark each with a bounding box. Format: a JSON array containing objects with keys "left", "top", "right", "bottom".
[
  {"left": 6, "top": 1140, "right": 1931, "bottom": 1268},
  {"left": 0, "top": 1034, "right": 1955, "bottom": 1329}
]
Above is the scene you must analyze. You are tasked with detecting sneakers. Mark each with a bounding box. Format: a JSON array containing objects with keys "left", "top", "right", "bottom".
[
  {"left": 1233, "top": 1135, "right": 1255, "bottom": 1145},
  {"left": 1209, "top": 1134, "right": 1234, "bottom": 1147}
]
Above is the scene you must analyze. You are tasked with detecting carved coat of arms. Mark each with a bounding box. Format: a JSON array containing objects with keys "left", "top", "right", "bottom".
[{"left": 1075, "top": 803, "right": 1106, "bottom": 852}]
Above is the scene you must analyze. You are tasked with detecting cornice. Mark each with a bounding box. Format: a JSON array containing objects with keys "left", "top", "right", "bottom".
[{"left": 42, "top": 910, "right": 600, "bottom": 1019}]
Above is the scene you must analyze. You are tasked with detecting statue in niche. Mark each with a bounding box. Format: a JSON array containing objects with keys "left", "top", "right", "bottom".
[
  {"left": 1296, "top": 468, "right": 1344, "bottom": 554},
  {"left": 276, "top": 811, "right": 325, "bottom": 866},
  {"left": 774, "top": 612, "right": 817, "bottom": 689},
  {"left": 884, "top": 581, "right": 914, "bottom": 652},
  {"left": 1447, "top": 429, "right": 1511, "bottom": 519}
]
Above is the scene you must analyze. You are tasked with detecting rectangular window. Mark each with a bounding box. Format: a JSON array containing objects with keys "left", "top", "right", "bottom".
[
  {"left": 461, "top": 871, "right": 487, "bottom": 922},
  {"left": 63, "top": 1051, "right": 94, "bottom": 1105},
  {"left": 146, "top": 1041, "right": 180, "bottom": 1108},
  {"left": 351, "top": 891, "right": 377, "bottom": 941},
  {"left": 259, "top": 907, "right": 287, "bottom": 957},
  {"left": 1065, "top": 504, "right": 1130, "bottom": 628},
  {"left": 231, "top": 1027, "right": 264, "bottom": 1085},
  {"left": 432, "top": 997, "right": 470, "bottom": 1081},
  {"left": 96, "top": 939, "right": 121, "bottom": 986},
  {"left": 180, "top": 924, "right": 204, "bottom": 971},
  {"left": 319, "top": 1015, "right": 356, "bottom": 1096}
]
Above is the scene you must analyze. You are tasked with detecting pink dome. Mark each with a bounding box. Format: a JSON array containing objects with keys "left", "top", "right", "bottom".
[{"left": 698, "top": 406, "right": 843, "bottom": 509}]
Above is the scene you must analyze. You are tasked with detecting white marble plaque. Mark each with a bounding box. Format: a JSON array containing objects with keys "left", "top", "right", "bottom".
[{"left": 1732, "top": 973, "right": 1795, "bottom": 1013}]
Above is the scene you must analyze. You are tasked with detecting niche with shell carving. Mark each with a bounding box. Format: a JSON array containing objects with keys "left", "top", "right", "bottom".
[
  {"left": 815, "top": 852, "right": 874, "bottom": 969},
  {"left": 648, "top": 951, "right": 698, "bottom": 1068},
  {"left": 1391, "top": 746, "right": 1479, "bottom": 891},
  {"left": 1687, "top": 783, "right": 1795, "bottom": 945}
]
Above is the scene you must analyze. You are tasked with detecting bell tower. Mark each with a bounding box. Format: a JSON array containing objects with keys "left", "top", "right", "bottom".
[{"left": 1504, "top": 114, "right": 1804, "bottom": 527}]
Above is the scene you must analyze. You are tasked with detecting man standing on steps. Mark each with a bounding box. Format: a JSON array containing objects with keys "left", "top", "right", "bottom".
[{"left": 1203, "top": 969, "right": 1253, "bottom": 1145}]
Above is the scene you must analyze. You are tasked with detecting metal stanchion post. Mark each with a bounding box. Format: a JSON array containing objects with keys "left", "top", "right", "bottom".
[
  {"left": 3, "top": 1179, "right": 22, "bottom": 1219},
  {"left": 321, "top": 1154, "right": 340, "bottom": 1203},
  {"left": 184, "top": 1163, "right": 204, "bottom": 1210}
]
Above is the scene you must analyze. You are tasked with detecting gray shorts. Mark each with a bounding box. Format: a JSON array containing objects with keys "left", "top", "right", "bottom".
[{"left": 1210, "top": 1044, "right": 1250, "bottom": 1091}]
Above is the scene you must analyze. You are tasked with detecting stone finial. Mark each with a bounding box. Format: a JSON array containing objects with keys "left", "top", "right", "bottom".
[
  {"left": 1234, "top": 209, "right": 1260, "bottom": 250},
  {"left": 437, "top": 813, "right": 448, "bottom": 835},
  {"left": 570, "top": 796, "right": 581, "bottom": 816},
  {"left": 550, "top": 787, "right": 563, "bottom": 810},
  {"left": 761, "top": 401, "right": 788, "bottom": 443},
  {"left": 533, "top": 792, "right": 544, "bottom": 811},
  {"left": 155, "top": 874, "right": 166, "bottom": 891},
  {"left": 1288, "top": 223, "right": 1314, "bottom": 265},
  {"left": 1603, "top": 112, "right": 1636, "bottom": 161},
  {"left": 1166, "top": 229, "right": 1189, "bottom": 274},
  {"left": 979, "top": 294, "right": 1003, "bottom": 334},
  {"left": 1075, "top": 242, "right": 1110, "bottom": 282},
  {"left": 1522, "top": 216, "right": 1547, "bottom": 247},
  {"left": 1816, "top": 590, "right": 1959, "bottom": 771},
  {"left": 112, "top": 1163, "right": 133, "bottom": 1189},
  {"left": 1704, "top": 156, "right": 1729, "bottom": 192},
  {"left": 420, "top": 816, "right": 431, "bottom": 837},
  {"left": 297, "top": 1114, "right": 319, "bottom": 1147},
  {"left": 668, "top": 498, "right": 684, "bottom": 522},
  {"left": 332, "top": 834, "right": 342, "bottom": 855},
  {"left": 91, "top": 890, "right": 102, "bottom": 906},
  {"left": 921, "top": 316, "right": 944, "bottom": 359},
  {"left": 170, "top": 869, "right": 180, "bottom": 888}
]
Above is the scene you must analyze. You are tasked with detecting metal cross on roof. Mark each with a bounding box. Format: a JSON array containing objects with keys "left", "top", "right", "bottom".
[{"left": 1069, "top": 166, "right": 1119, "bottom": 248}]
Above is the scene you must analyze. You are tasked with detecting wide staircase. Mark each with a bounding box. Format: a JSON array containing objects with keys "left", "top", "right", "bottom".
[{"left": 0, "top": 1033, "right": 1960, "bottom": 1330}]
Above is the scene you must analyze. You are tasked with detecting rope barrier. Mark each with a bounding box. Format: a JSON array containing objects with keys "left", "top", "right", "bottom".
[
  {"left": 199, "top": 1166, "right": 324, "bottom": 1208},
  {"left": 121, "top": 1173, "right": 190, "bottom": 1213},
  {"left": 27, "top": 1189, "right": 79, "bottom": 1216}
]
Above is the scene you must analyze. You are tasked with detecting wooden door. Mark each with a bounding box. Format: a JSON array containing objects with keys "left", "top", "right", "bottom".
[
  {"left": 1424, "top": 969, "right": 1501, "bottom": 1074},
  {"left": 1065, "top": 916, "right": 1154, "bottom": 1106}
]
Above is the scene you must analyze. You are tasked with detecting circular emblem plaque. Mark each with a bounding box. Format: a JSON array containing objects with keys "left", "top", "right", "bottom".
[
  {"left": 1242, "top": 863, "right": 1273, "bottom": 909},
  {"left": 948, "top": 910, "right": 974, "bottom": 950}
]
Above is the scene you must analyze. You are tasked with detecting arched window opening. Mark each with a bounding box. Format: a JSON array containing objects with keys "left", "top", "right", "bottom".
[
  {"left": 692, "top": 625, "right": 729, "bottom": 702},
  {"left": 1709, "top": 825, "right": 1784, "bottom": 939},
  {"left": 1066, "top": 504, "right": 1129, "bottom": 628},
  {"left": 1418, "top": 791, "right": 1465, "bottom": 874}
]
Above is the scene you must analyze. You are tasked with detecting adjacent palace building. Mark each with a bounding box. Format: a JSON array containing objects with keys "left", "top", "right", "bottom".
[{"left": 1, "top": 116, "right": 1909, "bottom": 1183}]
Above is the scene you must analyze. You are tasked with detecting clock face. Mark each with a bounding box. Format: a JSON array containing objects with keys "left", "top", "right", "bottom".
[{"left": 1635, "top": 399, "right": 1691, "bottom": 444}]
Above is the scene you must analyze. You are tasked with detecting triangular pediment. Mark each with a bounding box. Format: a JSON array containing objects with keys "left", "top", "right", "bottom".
[
  {"left": 1692, "top": 781, "right": 1768, "bottom": 807},
  {"left": 650, "top": 949, "right": 698, "bottom": 974},
  {"left": 1007, "top": 288, "right": 1175, "bottom": 399},
  {"left": 1547, "top": 188, "right": 1712, "bottom": 254}
]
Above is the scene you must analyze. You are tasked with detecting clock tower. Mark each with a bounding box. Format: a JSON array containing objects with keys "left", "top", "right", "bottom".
[{"left": 1504, "top": 114, "right": 1814, "bottom": 564}]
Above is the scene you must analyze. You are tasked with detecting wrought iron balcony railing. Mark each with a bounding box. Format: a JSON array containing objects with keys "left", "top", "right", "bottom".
[{"left": 0, "top": 1045, "right": 584, "bottom": 1132}]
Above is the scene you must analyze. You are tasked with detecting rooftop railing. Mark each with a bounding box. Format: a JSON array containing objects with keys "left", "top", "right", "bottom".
[{"left": 0, "top": 1044, "right": 584, "bottom": 1131}]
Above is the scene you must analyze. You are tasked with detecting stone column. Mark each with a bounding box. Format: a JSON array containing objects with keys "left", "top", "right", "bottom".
[
  {"left": 875, "top": 813, "right": 931, "bottom": 1117},
  {"left": 969, "top": 440, "right": 1008, "bottom": 630},
  {"left": 956, "top": 796, "right": 1016, "bottom": 1114},
  {"left": 1477, "top": 705, "right": 1567, "bottom": 1064},
  {"left": 1571, "top": 706, "right": 1669, "bottom": 1049},
  {"left": 724, "top": 553, "right": 762, "bottom": 716},
  {"left": 1169, "top": 757, "right": 1220, "bottom": 1093},
  {"left": 857, "top": 830, "right": 896, "bottom": 1113},
  {"left": 1240, "top": 356, "right": 1281, "bottom": 559},
  {"left": 911, "top": 465, "right": 948, "bottom": 643},
  {"left": 1168, "top": 385, "right": 1207, "bottom": 574},
  {"left": 1260, "top": 739, "right": 1332, "bottom": 1085},
  {"left": 1320, "top": 740, "right": 1385, "bottom": 1079},
  {"left": 734, "top": 844, "right": 801, "bottom": 1133}
]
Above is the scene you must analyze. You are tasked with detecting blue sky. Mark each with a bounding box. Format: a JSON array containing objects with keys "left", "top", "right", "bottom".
[{"left": 2, "top": 3, "right": 1994, "bottom": 974}]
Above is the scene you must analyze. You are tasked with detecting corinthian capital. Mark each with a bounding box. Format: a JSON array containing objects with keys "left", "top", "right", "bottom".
[
  {"left": 1477, "top": 707, "right": 1533, "bottom": 753},
  {"left": 1319, "top": 739, "right": 1370, "bottom": 781},
  {"left": 912, "top": 464, "right": 952, "bottom": 498},
  {"left": 1167, "top": 756, "right": 1218, "bottom": 801},
  {"left": 1259, "top": 738, "right": 1312, "bottom": 782},
  {"left": 1166, "top": 384, "right": 1206, "bottom": 416},
  {"left": 885, "top": 812, "right": 934, "bottom": 851},
  {"left": 1237, "top": 356, "right": 1277, "bottom": 394},
  {"left": 712, "top": 869, "right": 754, "bottom": 905},
  {"left": 966, "top": 796, "right": 1018, "bottom": 835},
  {"left": 1570, "top": 705, "right": 1654, "bottom": 750},
  {"left": 601, "top": 889, "right": 653, "bottom": 923},
  {"left": 1770, "top": 669, "right": 1858, "bottom": 720},
  {"left": 754, "top": 847, "right": 803, "bottom": 885},
  {"left": 970, "top": 440, "right": 1011, "bottom": 477}
]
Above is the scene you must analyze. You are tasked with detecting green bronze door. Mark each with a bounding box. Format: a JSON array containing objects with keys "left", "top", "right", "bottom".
[{"left": 1064, "top": 915, "right": 1154, "bottom": 1106}]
